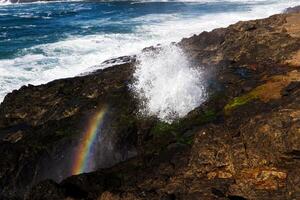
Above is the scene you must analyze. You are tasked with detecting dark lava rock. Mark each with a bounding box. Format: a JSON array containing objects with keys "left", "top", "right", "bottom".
[
  {"left": 0, "top": 63, "right": 141, "bottom": 199},
  {"left": 1, "top": 9, "right": 300, "bottom": 200}
]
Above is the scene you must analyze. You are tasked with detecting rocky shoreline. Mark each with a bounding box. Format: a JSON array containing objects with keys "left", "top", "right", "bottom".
[{"left": 1, "top": 8, "right": 300, "bottom": 200}]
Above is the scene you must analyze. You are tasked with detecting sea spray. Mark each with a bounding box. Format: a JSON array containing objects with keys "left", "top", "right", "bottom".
[
  {"left": 0, "top": 0, "right": 10, "bottom": 4},
  {"left": 131, "top": 45, "right": 206, "bottom": 123}
]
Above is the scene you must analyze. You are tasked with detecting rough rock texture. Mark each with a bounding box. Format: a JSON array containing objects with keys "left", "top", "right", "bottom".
[
  {"left": 0, "top": 63, "right": 140, "bottom": 199},
  {"left": 1, "top": 10, "right": 300, "bottom": 200}
]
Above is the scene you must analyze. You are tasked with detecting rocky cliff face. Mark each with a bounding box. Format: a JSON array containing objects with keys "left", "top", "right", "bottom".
[{"left": 1, "top": 9, "right": 300, "bottom": 200}]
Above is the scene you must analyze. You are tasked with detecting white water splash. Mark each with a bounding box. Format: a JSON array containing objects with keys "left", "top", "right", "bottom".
[
  {"left": 131, "top": 45, "right": 206, "bottom": 123},
  {"left": 0, "top": 0, "right": 11, "bottom": 5}
]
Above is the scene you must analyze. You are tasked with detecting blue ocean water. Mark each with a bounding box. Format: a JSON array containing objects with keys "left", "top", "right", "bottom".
[
  {"left": 0, "top": 0, "right": 298, "bottom": 101},
  {"left": 0, "top": 1, "right": 250, "bottom": 59}
]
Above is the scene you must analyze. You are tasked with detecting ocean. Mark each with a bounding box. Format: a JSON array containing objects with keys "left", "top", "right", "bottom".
[{"left": 0, "top": 0, "right": 298, "bottom": 102}]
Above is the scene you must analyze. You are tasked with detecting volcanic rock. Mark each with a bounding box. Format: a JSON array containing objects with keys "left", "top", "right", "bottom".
[{"left": 1, "top": 9, "right": 300, "bottom": 200}]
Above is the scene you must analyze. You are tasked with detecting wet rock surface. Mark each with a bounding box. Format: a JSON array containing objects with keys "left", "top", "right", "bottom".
[
  {"left": 0, "top": 63, "right": 139, "bottom": 199},
  {"left": 1, "top": 11, "right": 300, "bottom": 200}
]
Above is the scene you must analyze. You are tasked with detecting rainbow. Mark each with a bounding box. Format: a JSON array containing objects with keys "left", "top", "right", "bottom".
[{"left": 72, "top": 106, "right": 108, "bottom": 175}]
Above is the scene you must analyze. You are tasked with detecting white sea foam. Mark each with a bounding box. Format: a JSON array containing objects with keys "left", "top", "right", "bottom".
[
  {"left": 0, "top": 0, "right": 11, "bottom": 5},
  {"left": 131, "top": 45, "right": 206, "bottom": 122},
  {"left": 0, "top": 0, "right": 299, "bottom": 103}
]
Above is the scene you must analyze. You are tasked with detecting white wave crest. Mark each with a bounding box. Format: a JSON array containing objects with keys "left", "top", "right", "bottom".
[
  {"left": 0, "top": 0, "right": 12, "bottom": 5},
  {"left": 131, "top": 45, "right": 206, "bottom": 123}
]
